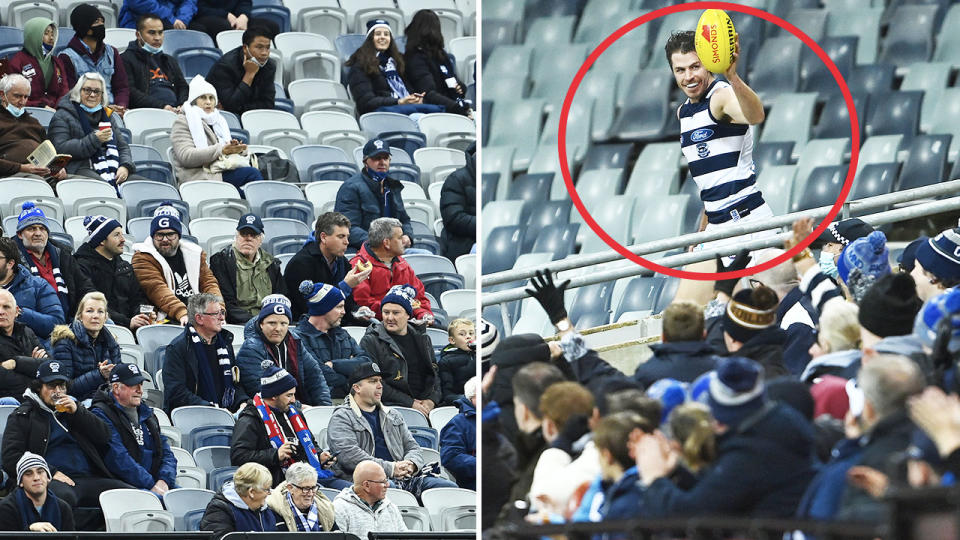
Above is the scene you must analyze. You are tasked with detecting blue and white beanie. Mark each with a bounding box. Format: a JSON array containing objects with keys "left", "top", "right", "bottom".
[
  {"left": 299, "top": 280, "right": 345, "bottom": 316},
  {"left": 365, "top": 18, "right": 391, "bottom": 37},
  {"left": 258, "top": 294, "right": 292, "bottom": 324},
  {"left": 150, "top": 213, "right": 182, "bottom": 237},
  {"left": 914, "top": 288, "right": 960, "bottom": 353},
  {"left": 706, "top": 356, "right": 766, "bottom": 427},
  {"left": 381, "top": 284, "right": 416, "bottom": 316},
  {"left": 916, "top": 228, "right": 960, "bottom": 282},
  {"left": 260, "top": 360, "right": 296, "bottom": 398},
  {"left": 83, "top": 215, "right": 122, "bottom": 247},
  {"left": 16, "top": 201, "right": 48, "bottom": 232}
]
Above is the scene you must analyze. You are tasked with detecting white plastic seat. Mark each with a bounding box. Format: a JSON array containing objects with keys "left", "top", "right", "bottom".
[
  {"left": 413, "top": 147, "right": 466, "bottom": 187},
  {"left": 123, "top": 108, "right": 178, "bottom": 145},
  {"left": 288, "top": 79, "right": 356, "bottom": 116},
  {"left": 454, "top": 254, "right": 475, "bottom": 289},
  {"left": 429, "top": 406, "right": 459, "bottom": 431},
  {"left": 304, "top": 181, "right": 344, "bottom": 215},
  {"left": 243, "top": 180, "right": 306, "bottom": 215},
  {"left": 285, "top": 0, "right": 346, "bottom": 39},
  {"left": 448, "top": 36, "right": 475, "bottom": 81},
  {"left": 215, "top": 29, "right": 243, "bottom": 52},
  {"left": 106, "top": 323, "right": 136, "bottom": 345},
  {"left": 302, "top": 405, "right": 338, "bottom": 434},
  {"left": 386, "top": 488, "right": 419, "bottom": 507},
  {"left": 178, "top": 181, "right": 245, "bottom": 218},
  {"left": 135, "top": 324, "right": 184, "bottom": 374},
  {"left": 440, "top": 289, "right": 475, "bottom": 318},
  {"left": 163, "top": 488, "right": 215, "bottom": 532},
  {"left": 418, "top": 113, "right": 476, "bottom": 149},
  {"left": 55, "top": 178, "right": 118, "bottom": 214},
  {"left": 188, "top": 217, "right": 239, "bottom": 253},
  {"left": 420, "top": 487, "right": 476, "bottom": 531},
  {"left": 99, "top": 488, "right": 166, "bottom": 531},
  {"left": 104, "top": 27, "right": 136, "bottom": 52},
  {"left": 240, "top": 109, "right": 307, "bottom": 155},
  {"left": 274, "top": 32, "right": 338, "bottom": 82}
]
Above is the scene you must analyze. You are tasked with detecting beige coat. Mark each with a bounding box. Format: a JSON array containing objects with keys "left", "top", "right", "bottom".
[
  {"left": 170, "top": 114, "right": 225, "bottom": 182},
  {"left": 265, "top": 480, "right": 336, "bottom": 532}
]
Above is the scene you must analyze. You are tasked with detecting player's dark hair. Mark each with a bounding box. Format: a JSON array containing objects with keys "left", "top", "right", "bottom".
[{"left": 665, "top": 30, "right": 696, "bottom": 68}]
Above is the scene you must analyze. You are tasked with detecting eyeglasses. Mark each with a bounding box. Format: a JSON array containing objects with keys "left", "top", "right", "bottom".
[
  {"left": 81, "top": 87, "right": 103, "bottom": 96},
  {"left": 365, "top": 479, "right": 389, "bottom": 486},
  {"left": 290, "top": 483, "right": 319, "bottom": 493},
  {"left": 154, "top": 232, "right": 178, "bottom": 240},
  {"left": 201, "top": 309, "right": 226, "bottom": 318}
]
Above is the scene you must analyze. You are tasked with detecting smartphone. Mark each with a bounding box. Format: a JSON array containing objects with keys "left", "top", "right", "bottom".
[{"left": 320, "top": 451, "right": 340, "bottom": 468}]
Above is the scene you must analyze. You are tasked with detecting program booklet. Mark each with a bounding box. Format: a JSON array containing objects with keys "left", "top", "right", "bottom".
[{"left": 26, "top": 140, "right": 71, "bottom": 175}]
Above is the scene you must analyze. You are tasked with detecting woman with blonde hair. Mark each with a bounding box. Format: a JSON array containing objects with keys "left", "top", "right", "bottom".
[
  {"left": 667, "top": 402, "right": 717, "bottom": 475},
  {"left": 266, "top": 462, "right": 336, "bottom": 532},
  {"left": 801, "top": 300, "right": 861, "bottom": 382},
  {"left": 201, "top": 462, "right": 279, "bottom": 537},
  {"left": 50, "top": 291, "right": 120, "bottom": 401}
]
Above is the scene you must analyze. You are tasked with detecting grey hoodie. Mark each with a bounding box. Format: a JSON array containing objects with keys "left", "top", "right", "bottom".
[{"left": 332, "top": 486, "right": 406, "bottom": 538}]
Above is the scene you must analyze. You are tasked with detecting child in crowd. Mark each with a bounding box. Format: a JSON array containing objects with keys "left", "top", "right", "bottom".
[{"left": 438, "top": 318, "right": 475, "bottom": 406}]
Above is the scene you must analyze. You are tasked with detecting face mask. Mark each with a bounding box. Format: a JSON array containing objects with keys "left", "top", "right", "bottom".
[
  {"left": 819, "top": 250, "right": 839, "bottom": 279},
  {"left": 367, "top": 168, "right": 387, "bottom": 182},
  {"left": 5, "top": 103, "right": 24, "bottom": 118},
  {"left": 80, "top": 103, "right": 103, "bottom": 113},
  {"left": 90, "top": 25, "right": 106, "bottom": 42},
  {"left": 245, "top": 47, "right": 268, "bottom": 67},
  {"left": 140, "top": 40, "right": 162, "bottom": 54},
  {"left": 41, "top": 42, "right": 53, "bottom": 54}
]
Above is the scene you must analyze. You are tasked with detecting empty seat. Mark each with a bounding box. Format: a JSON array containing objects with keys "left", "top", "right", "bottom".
[
  {"left": 178, "top": 181, "right": 245, "bottom": 218},
  {"left": 530, "top": 223, "right": 579, "bottom": 261},
  {"left": 792, "top": 138, "right": 849, "bottom": 198},
  {"left": 288, "top": 79, "right": 355, "bottom": 117},
  {"left": 756, "top": 164, "right": 797, "bottom": 217},
  {"left": 177, "top": 48, "right": 221, "bottom": 78},
  {"left": 240, "top": 110, "right": 307, "bottom": 156},
  {"left": 300, "top": 110, "right": 365, "bottom": 154},
  {"left": 896, "top": 134, "right": 950, "bottom": 191},
  {"left": 417, "top": 113, "right": 476, "bottom": 150},
  {"left": 800, "top": 36, "right": 857, "bottom": 96},
  {"left": 303, "top": 180, "right": 343, "bottom": 215},
  {"left": 753, "top": 141, "right": 795, "bottom": 176},
  {"left": 901, "top": 62, "right": 950, "bottom": 134},
  {"left": 631, "top": 194, "right": 690, "bottom": 245},
  {"left": 610, "top": 70, "right": 672, "bottom": 141},
  {"left": 750, "top": 36, "right": 801, "bottom": 101},
  {"left": 614, "top": 276, "right": 666, "bottom": 321},
  {"left": 412, "top": 147, "right": 467, "bottom": 188},
  {"left": 507, "top": 173, "right": 552, "bottom": 203},
  {"left": 791, "top": 165, "right": 844, "bottom": 212},
  {"left": 163, "top": 488, "right": 215, "bottom": 532},
  {"left": 162, "top": 29, "right": 215, "bottom": 55},
  {"left": 243, "top": 180, "right": 306, "bottom": 215},
  {"left": 759, "top": 92, "right": 817, "bottom": 157},
  {"left": 579, "top": 195, "right": 634, "bottom": 254},
  {"left": 814, "top": 94, "right": 867, "bottom": 140},
  {"left": 847, "top": 63, "right": 895, "bottom": 104},
  {"left": 118, "top": 181, "right": 182, "bottom": 219},
  {"left": 482, "top": 225, "right": 523, "bottom": 274},
  {"left": 850, "top": 162, "right": 898, "bottom": 215},
  {"left": 928, "top": 88, "right": 960, "bottom": 161},
  {"left": 826, "top": 8, "right": 881, "bottom": 64},
  {"left": 486, "top": 98, "right": 544, "bottom": 171},
  {"left": 866, "top": 91, "right": 922, "bottom": 144},
  {"left": 274, "top": 31, "right": 338, "bottom": 81},
  {"left": 290, "top": 144, "right": 356, "bottom": 183},
  {"left": 250, "top": 4, "right": 292, "bottom": 33},
  {"left": 123, "top": 108, "right": 178, "bottom": 145},
  {"left": 100, "top": 488, "right": 173, "bottom": 532},
  {"left": 879, "top": 4, "right": 936, "bottom": 65}
]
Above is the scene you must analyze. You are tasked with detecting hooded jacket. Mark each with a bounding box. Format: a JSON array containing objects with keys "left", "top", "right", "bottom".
[
  {"left": 4, "top": 264, "right": 65, "bottom": 342},
  {"left": 6, "top": 17, "right": 70, "bottom": 109},
  {"left": 161, "top": 326, "right": 247, "bottom": 414},
  {"left": 58, "top": 35, "right": 130, "bottom": 107},
  {"left": 349, "top": 242, "right": 431, "bottom": 320},
  {"left": 15, "top": 237, "right": 95, "bottom": 321},
  {"left": 120, "top": 39, "right": 189, "bottom": 109},
  {"left": 209, "top": 244, "right": 285, "bottom": 324},
  {"left": 204, "top": 46, "right": 276, "bottom": 115},
  {"left": 200, "top": 481, "right": 280, "bottom": 539},
  {"left": 439, "top": 147, "right": 476, "bottom": 261},
  {"left": 230, "top": 398, "right": 320, "bottom": 487},
  {"left": 600, "top": 466, "right": 644, "bottom": 521},
  {"left": 0, "top": 322, "right": 45, "bottom": 399},
  {"left": 50, "top": 320, "right": 121, "bottom": 401},
  {"left": 266, "top": 480, "right": 336, "bottom": 532},
  {"left": 327, "top": 394, "right": 423, "bottom": 479},
  {"left": 437, "top": 345, "right": 474, "bottom": 406},
  {"left": 439, "top": 396, "right": 475, "bottom": 489},
  {"left": 334, "top": 169, "right": 414, "bottom": 250},
  {"left": 48, "top": 94, "right": 136, "bottom": 175},
  {"left": 0, "top": 387, "right": 114, "bottom": 481},
  {"left": 131, "top": 238, "right": 220, "bottom": 322},
  {"left": 332, "top": 486, "right": 406, "bottom": 538},
  {"left": 359, "top": 320, "right": 440, "bottom": 407},
  {"left": 73, "top": 242, "right": 147, "bottom": 329},
  {"left": 0, "top": 105, "right": 48, "bottom": 177},
  {"left": 235, "top": 326, "right": 331, "bottom": 406},
  {"left": 90, "top": 386, "right": 178, "bottom": 489}
]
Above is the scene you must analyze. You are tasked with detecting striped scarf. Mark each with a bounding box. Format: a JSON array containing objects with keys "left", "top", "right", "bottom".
[
  {"left": 187, "top": 324, "right": 236, "bottom": 409},
  {"left": 378, "top": 52, "right": 408, "bottom": 99},
  {"left": 252, "top": 394, "right": 332, "bottom": 479},
  {"left": 16, "top": 239, "right": 68, "bottom": 313},
  {"left": 72, "top": 103, "right": 120, "bottom": 184},
  {"left": 285, "top": 490, "right": 321, "bottom": 531}
]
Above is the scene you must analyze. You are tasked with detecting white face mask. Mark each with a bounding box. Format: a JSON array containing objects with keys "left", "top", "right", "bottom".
[{"left": 245, "top": 46, "right": 268, "bottom": 67}]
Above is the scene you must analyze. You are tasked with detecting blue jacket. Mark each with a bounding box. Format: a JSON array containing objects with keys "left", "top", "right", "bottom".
[
  {"left": 236, "top": 328, "right": 332, "bottom": 406},
  {"left": 633, "top": 341, "right": 718, "bottom": 389},
  {"left": 119, "top": 0, "right": 198, "bottom": 28},
  {"left": 439, "top": 397, "right": 475, "bottom": 490},
  {"left": 334, "top": 169, "right": 413, "bottom": 250},
  {"left": 6, "top": 264, "right": 64, "bottom": 343},
  {"left": 295, "top": 318, "right": 370, "bottom": 368},
  {"left": 641, "top": 402, "right": 817, "bottom": 518},
  {"left": 50, "top": 320, "right": 121, "bottom": 401},
  {"left": 796, "top": 438, "right": 862, "bottom": 520},
  {"left": 600, "top": 466, "right": 643, "bottom": 521},
  {"left": 90, "top": 387, "right": 178, "bottom": 489}
]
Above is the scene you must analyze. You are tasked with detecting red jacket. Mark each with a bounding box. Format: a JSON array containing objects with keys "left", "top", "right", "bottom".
[
  {"left": 6, "top": 51, "right": 70, "bottom": 109},
  {"left": 350, "top": 243, "right": 433, "bottom": 320}
]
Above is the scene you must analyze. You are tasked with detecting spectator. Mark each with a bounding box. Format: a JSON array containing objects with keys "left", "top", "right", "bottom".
[
  {"left": 283, "top": 212, "right": 370, "bottom": 322},
  {"left": 200, "top": 462, "right": 280, "bottom": 537},
  {"left": 14, "top": 202, "right": 94, "bottom": 320},
  {"left": 265, "top": 462, "right": 337, "bottom": 532},
  {"left": 120, "top": 14, "right": 189, "bottom": 111},
  {"left": 403, "top": 10, "right": 472, "bottom": 117},
  {"left": 231, "top": 363, "right": 341, "bottom": 488},
  {"left": 0, "top": 74, "right": 67, "bottom": 179},
  {"left": 837, "top": 231, "right": 891, "bottom": 304},
  {"left": 48, "top": 72, "right": 139, "bottom": 184},
  {"left": 0, "top": 237, "right": 64, "bottom": 344},
  {"left": 440, "top": 376, "right": 477, "bottom": 490},
  {"left": 90, "top": 363, "right": 178, "bottom": 495},
  {"left": 73, "top": 215, "right": 152, "bottom": 331},
  {"left": 857, "top": 273, "right": 923, "bottom": 359},
  {"left": 912, "top": 228, "right": 960, "bottom": 301},
  {"left": 634, "top": 356, "right": 816, "bottom": 517},
  {"left": 5, "top": 17, "right": 70, "bottom": 110},
  {"left": 812, "top": 218, "right": 875, "bottom": 282},
  {"left": 0, "top": 453, "right": 74, "bottom": 532},
  {"left": 633, "top": 300, "right": 717, "bottom": 388},
  {"left": 210, "top": 213, "right": 285, "bottom": 324},
  {"left": 204, "top": 25, "right": 276, "bottom": 115},
  {"left": 50, "top": 291, "right": 121, "bottom": 402},
  {"left": 360, "top": 285, "right": 440, "bottom": 413},
  {"left": 161, "top": 293, "right": 248, "bottom": 413},
  {"left": 350, "top": 218, "right": 432, "bottom": 322},
  {"left": 666, "top": 402, "right": 716, "bottom": 475},
  {"left": 721, "top": 286, "right": 789, "bottom": 378},
  {"left": 59, "top": 4, "right": 130, "bottom": 110},
  {"left": 439, "top": 142, "right": 476, "bottom": 262},
  {"left": 236, "top": 296, "right": 331, "bottom": 406},
  {"left": 0, "top": 289, "right": 48, "bottom": 403},
  {"left": 0, "top": 359, "right": 132, "bottom": 516},
  {"left": 332, "top": 460, "right": 406, "bottom": 537},
  {"left": 438, "top": 318, "right": 475, "bottom": 406},
  {"left": 189, "top": 0, "right": 279, "bottom": 41},
  {"left": 295, "top": 280, "right": 371, "bottom": 399},
  {"left": 594, "top": 412, "right": 652, "bottom": 521},
  {"left": 119, "top": 0, "right": 197, "bottom": 30},
  {"left": 132, "top": 211, "right": 221, "bottom": 325},
  {"left": 801, "top": 300, "right": 861, "bottom": 382},
  {"left": 346, "top": 19, "right": 440, "bottom": 116},
  {"left": 170, "top": 75, "right": 262, "bottom": 188},
  {"left": 335, "top": 139, "right": 414, "bottom": 251}
]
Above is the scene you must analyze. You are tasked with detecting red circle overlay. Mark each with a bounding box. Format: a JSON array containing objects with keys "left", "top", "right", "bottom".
[{"left": 557, "top": 1, "right": 861, "bottom": 281}]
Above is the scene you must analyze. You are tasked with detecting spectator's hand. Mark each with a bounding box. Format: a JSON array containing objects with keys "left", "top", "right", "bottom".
[
  {"left": 19, "top": 164, "right": 50, "bottom": 176},
  {"left": 785, "top": 217, "right": 815, "bottom": 252},
  {"left": 345, "top": 263, "right": 372, "bottom": 287},
  {"left": 632, "top": 429, "right": 677, "bottom": 487},
  {"left": 548, "top": 341, "right": 563, "bottom": 359},
  {"left": 481, "top": 365, "right": 496, "bottom": 397},
  {"left": 278, "top": 440, "right": 294, "bottom": 461},
  {"left": 421, "top": 399, "right": 435, "bottom": 413},
  {"left": 325, "top": 361, "right": 333, "bottom": 368},
  {"left": 173, "top": 19, "right": 186, "bottom": 29},
  {"left": 222, "top": 140, "right": 245, "bottom": 155},
  {"left": 52, "top": 471, "right": 74, "bottom": 486},
  {"left": 108, "top": 104, "right": 126, "bottom": 117},
  {"left": 243, "top": 53, "right": 261, "bottom": 76},
  {"left": 401, "top": 234, "right": 412, "bottom": 248},
  {"left": 353, "top": 306, "right": 375, "bottom": 321},
  {"left": 847, "top": 466, "right": 889, "bottom": 499},
  {"left": 411, "top": 399, "right": 430, "bottom": 416},
  {"left": 525, "top": 269, "right": 570, "bottom": 324},
  {"left": 163, "top": 105, "right": 177, "bottom": 113},
  {"left": 129, "top": 314, "right": 151, "bottom": 330},
  {"left": 116, "top": 166, "right": 130, "bottom": 184},
  {"left": 909, "top": 386, "right": 960, "bottom": 458},
  {"left": 98, "top": 360, "right": 113, "bottom": 380},
  {"left": 54, "top": 168, "right": 67, "bottom": 180},
  {"left": 227, "top": 12, "right": 237, "bottom": 27},
  {"left": 0, "top": 359, "right": 14, "bottom": 370},
  {"left": 714, "top": 249, "right": 751, "bottom": 298},
  {"left": 28, "top": 522, "right": 57, "bottom": 532},
  {"left": 151, "top": 479, "right": 170, "bottom": 496},
  {"left": 94, "top": 127, "right": 113, "bottom": 143},
  {"left": 398, "top": 93, "right": 423, "bottom": 105},
  {"left": 235, "top": 14, "right": 248, "bottom": 30},
  {"left": 179, "top": 315, "right": 189, "bottom": 326},
  {"left": 32, "top": 347, "right": 47, "bottom": 358}
]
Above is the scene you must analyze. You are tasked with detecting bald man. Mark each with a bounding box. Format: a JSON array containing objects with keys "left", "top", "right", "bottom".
[
  {"left": 332, "top": 460, "right": 406, "bottom": 537},
  {"left": 0, "top": 289, "right": 48, "bottom": 403}
]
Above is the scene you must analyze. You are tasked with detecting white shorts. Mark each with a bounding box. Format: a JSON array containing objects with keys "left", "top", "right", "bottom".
[{"left": 695, "top": 203, "right": 779, "bottom": 263}]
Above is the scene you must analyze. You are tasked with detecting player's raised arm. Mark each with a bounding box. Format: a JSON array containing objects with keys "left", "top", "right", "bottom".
[{"left": 712, "top": 35, "right": 765, "bottom": 125}]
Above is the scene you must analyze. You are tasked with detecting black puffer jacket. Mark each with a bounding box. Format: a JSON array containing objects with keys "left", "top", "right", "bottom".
[
  {"left": 439, "top": 144, "right": 476, "bottom": 261},
  {"left": 120, "top": 40, "right": 189, "bottom": 109},
  {"left": 404, "top": 48, "right": 470, "bottom": 115},
  {"left": 0, "top": 322, "right": 45, "bottom": 399},
  {"left": 437, "top": 345, "right": 474, "bottom": 406},
  {"left": 209, "top": 245, "right": 286, "bottom": 324},
  {"left": 73, "top": 242, "right": 146, "bottom": 329},
  {"left": 359, "top": 321, "right": 440, "bottom": 407},
  {"left": 205, "top": 46, "right": 276, "bottom": 115},
  {"left": 346, "top": 62, "right": 404, "bottom": 115},
  {"left": 230, "top": 401, "right": 316, "bottom": 487}
]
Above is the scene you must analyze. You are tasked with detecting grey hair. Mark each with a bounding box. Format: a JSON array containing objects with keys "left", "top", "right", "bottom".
[
  {"left": 68, "top": 72, "right": 108, "bottom": 107},
  {"left": 187, "top": 293, "right": 223, "bottom": 322},
  {"left": 858, "top": 353, "right": 925, "bottom": 420},
  {"left": 0, "top": 73, "right": 30, "bottom": 94},
  {"left": 284, "top": 461, "right": 318, "bottom": 486},
  {"left": 464, "top": 376, "right": 478, "bottom": 400},
  {"left": 368, "top": 217, "right": 402, "bottom": 247},
  {"left": 747, "top": 248, "right": 799, "bottom": 299}
]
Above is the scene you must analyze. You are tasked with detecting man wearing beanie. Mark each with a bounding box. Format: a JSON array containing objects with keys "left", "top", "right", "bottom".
[
  {"left": 858, "top": 273, "right": 923, "bottom": 352},
  {"left": 14, "top": 201, "right": 94, "bottom": 322},
  {"left": 132, "top": 211, "right": 221, "bottom": 325},
  {"left": 0, "top": 237, "right": 63, "bottom": 345},
  {"left": 119, "top": 14, "right": 190, "bottom": 111},
  {"left": 296, "top": 280, "right": 371, "bottom": 399},
  {"left": 74, "top": 215, "right": 151, "bottom": 331},
  {"left": 205, "top": 25, "right": 276, "bottom": 115},
  {"left": 210, "top": 213, "right": 286, "bottom": 324},
  {"left": 58, "top": 3, "right": 130, "bottom": 109},
  {"left": 912, "top": 228, "right": 960, "bottom": 301},
  {"left": 721, "top": 286, "right": 789, "bottom": 378},
  {"left": 359, "top": 284, "right": 440, "bottom": 416},
  {"left": 231, "top": 362, "right": 345, "bottom": 489},
  {"left": 636, "top": 356, "right": 816, "bottom": 518},
  {"left": 236, "top": 295, "right": 332, "bottom": 406},
  {"left": 0, "top": 452, "right": 74, "bottom": 531}
]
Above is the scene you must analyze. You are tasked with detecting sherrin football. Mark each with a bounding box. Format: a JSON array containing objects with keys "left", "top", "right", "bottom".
[{"left": 695, "top": 9, "right": 737, "bottom": 74}]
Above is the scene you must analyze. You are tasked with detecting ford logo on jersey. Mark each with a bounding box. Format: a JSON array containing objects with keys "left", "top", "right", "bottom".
[{"left": 690, "top": 128, "right": 714, "bottom": 142}]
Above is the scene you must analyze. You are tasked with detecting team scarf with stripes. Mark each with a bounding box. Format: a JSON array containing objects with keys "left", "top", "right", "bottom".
[
  {"left": 188, "top": 324, "right": 236, "bottom": 408},
  {"left": 16, "top": 238, "right": 68, "bottom": 308},
  {"left": 252, "top": 393, "right": 332, "bottom": 479},
  {"left": 285, "top": 489, "right": 321, "bottom": 531},
  {"left": 378, "top": 52, "right": 409, "bottom": 99},
  {"left": 72, "top": 103, "right": 120, "bottom": 184}
]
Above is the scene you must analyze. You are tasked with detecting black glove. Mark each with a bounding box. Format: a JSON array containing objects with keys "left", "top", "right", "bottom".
[
  {"left": 525, "top": 269, "right": 570, "bottom": 324},
  {"left": 714, "top": 249, "right": 752, "bottom": 297}
]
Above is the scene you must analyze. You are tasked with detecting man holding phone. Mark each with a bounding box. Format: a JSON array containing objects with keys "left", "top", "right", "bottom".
[{"left": 205, "top": 25, "right": 276, "bottom": 115}]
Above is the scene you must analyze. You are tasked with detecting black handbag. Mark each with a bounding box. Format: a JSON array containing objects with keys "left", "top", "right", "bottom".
[{"left": 255, "top": 150, "right": 300, "bottom": 182}]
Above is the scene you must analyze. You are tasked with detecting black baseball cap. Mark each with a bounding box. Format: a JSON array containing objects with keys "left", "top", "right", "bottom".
[
  {"left": 110, "top": 363, "right": 146, "bottom": 386},
  {"left": 348, "top": 362, "right": 382, "bottom": 386},
  {"left": 237, "top": 213, "right": 264, "bottom": 235},
  {"left": 36, "top": 360, "right": 69, "bottom": 384},
  {"left": 813, "top": 218, "right": 874, "bottom": 249},
  {"left": 362, "top": 138, "right": 392, "bottom": 159}
]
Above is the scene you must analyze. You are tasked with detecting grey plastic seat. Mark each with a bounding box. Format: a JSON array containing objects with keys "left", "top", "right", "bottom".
[
  {"left": 162, "top": 29, "right": 215, "bottom": 55},
  {"left": 792, "top": 138, "right": 849, "bottom": 200},
  {"left": 814, "top": 94, "right": 867, "bottom": 140},
  {"left": 850, "top": 162, "right": 898, "bottom": 216},
  {"left": 100, "top": 488, "right": 168, "bottom": 532},
  {"left": 848, "top": 63, "right": 895, "bottom": 104},
  {"left": 826, "top": 8, "right": 881, "bottom": 64},
  {"left": 481, "top": 18, "right": 518, "bottom": 60},
  {"left": 116, "top": 178, "right": 182, "bottom": 222},
  {"left": 750, "top": 36, "right": 801, "bottom": 101},
  {"left": 610, "top": 70, "right": 672, "bottom": 141},
  {"left": 866, "top": 91, "right": 923, "bottom": 145},
  {"left": 163, "top": 488, "right": 215, "bottom": 532},
  {"left": 759, "top": 92, "right": 817, "bottom": 157},
  {"left": 288, "top": 79, "right": 355, "bottom": 117},
  {"left": 896, "top": 134, "right": 950, "bottom": 191},
  {"left": 901, "top": 62, "right": 951, "bottom": 133},
  {"left": 879, "top": 4, "right": 936, "bottom": 65},
  {"left": 581, "top": 143, "right": 633, "bottom": 174},
  {"left": 192, "top": 445, "right": 231, "bottom": 473},
  {"left": 800, "top": 36, "right": 857, "bottom": 96},
  {"left": 486, "top": 98, "right": 545, "bottom": 171},
  {"left": 508, "top": 173, "right": 552, "bottom": 204},
  {"left": 753, "top": 141, "right": 795, "bottom": 176},
  {"left": 580, "top": 195, "right": 634, "bottom": 255},
  {"left": 481, "top": 172, "right": 498, "bottom": 207},
  {"left": 775, "top": 8, "right": 827, "bottom": 40},
  {"left": 531, "top": 223, "right": 579, "bottom": 261},
  {"left": 290, "top": 144, "right": 354, "bottom": 183},
  {"left": 933, "top": 4, "right": 960, "bottom": 65},
  {"left": 243, "top": 180, "right": 306, "bottom": 215},
  {"left": 756, "top": 165, "right": 797, "bottom": 217},
  {"left": 568, "top": 282, "right": 614, "bottom": 328},
  {"left": 929, "top": 88, "right": 960, "bottom": 161},
  {"left": 482, "top": 225, "right": 523, "bottom": 274},
  {"left": 614, "top": 276, "right": 666, "bottom": 321},
  {"left": 631, "top": 194, "right": 689, "bottom": 245},
  {"left": 524, "top": 15, "right": 575, "bottom": 47},
  {"left": 482, "top": 44, "right": 533, "bottom": 82},
  {"left": 791, "top": 165, "right": 845, "bottom": 213}
]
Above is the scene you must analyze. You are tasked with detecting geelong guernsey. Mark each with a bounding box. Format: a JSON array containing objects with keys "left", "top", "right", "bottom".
[{"left": 679, "top": 79, "right": 764, "bottom": 224}]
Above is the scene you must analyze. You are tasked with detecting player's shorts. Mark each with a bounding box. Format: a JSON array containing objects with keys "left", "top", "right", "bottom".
[{"left": 695, "top": 202, "right": 779, "bottom": 263}]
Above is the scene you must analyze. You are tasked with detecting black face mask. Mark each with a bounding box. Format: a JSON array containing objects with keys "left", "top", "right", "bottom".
[{"left": 89, "top": 25, "right": 105, "bottom": 42}]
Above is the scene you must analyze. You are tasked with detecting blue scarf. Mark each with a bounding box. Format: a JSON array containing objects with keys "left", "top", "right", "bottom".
[
  {"left": 377, "top": 52, "right": 408, "bottom": 99},
  {"left": 252, "top": 394, "right": 333, "bottom": 480},
  {"left": 366, "top": 169, "right": 393, "bottom": 218},
  {"left": 72, "top": 103, "right": 119, "bottom": 184},
  {"left": 285, "top": 490, "right": 321, "bottom": 531},
  {"left": 188, "top": 324, "right": 236, "bottom": 409},
  {"left": 15, "top": 488, "right": 62, "bottom": 531}
]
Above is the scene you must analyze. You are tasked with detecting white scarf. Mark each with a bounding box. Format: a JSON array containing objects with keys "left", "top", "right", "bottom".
[{"left": 183, "top": 102, "right": 230, "bottom": 150}]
